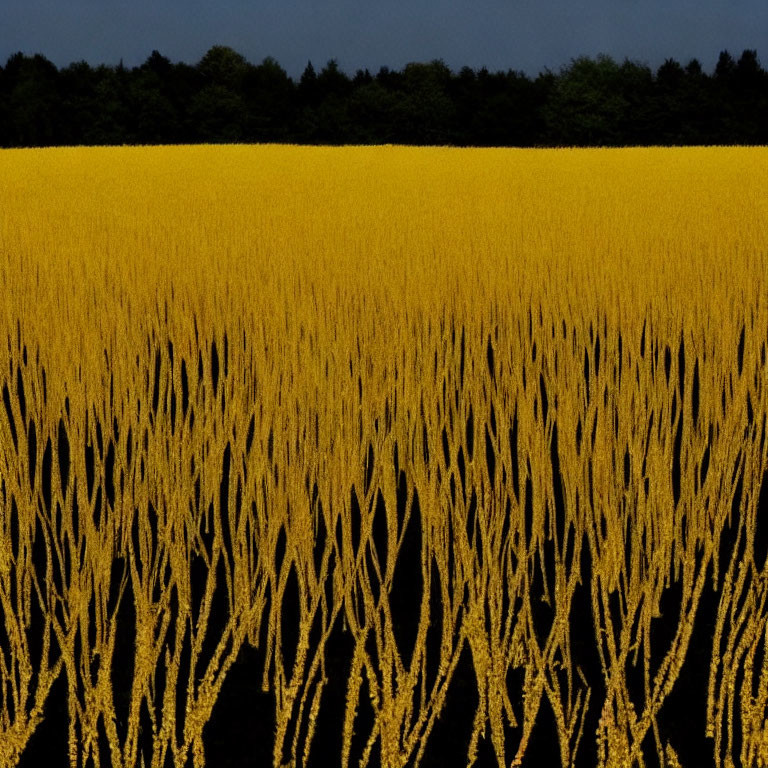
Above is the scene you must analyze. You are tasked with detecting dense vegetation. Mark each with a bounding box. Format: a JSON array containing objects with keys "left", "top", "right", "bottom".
[
  {"left": 0, "top": 47, "right": 766, "bottom": 147},
  {"left": 1, "top": 146, "right": 767, "bottom": 767}
]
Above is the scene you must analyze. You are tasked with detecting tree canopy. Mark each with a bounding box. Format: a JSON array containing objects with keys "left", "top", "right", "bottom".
[{"left": 0, "top": 46, "right": 766, "bottom": 147}]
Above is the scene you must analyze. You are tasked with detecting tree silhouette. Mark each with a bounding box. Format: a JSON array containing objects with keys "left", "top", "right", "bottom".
[{"left": 0, "top": 46, "right": 766, "bottom": 147}]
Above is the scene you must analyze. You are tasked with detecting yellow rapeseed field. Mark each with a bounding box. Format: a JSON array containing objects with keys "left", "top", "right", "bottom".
[{"left": 0, "top": 145, "right": 767, "bottom": 768}]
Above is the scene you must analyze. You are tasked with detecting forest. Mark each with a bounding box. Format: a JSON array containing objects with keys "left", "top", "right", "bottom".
[{"left": 0, "top": 46, "right": 766, "bottom": 147}]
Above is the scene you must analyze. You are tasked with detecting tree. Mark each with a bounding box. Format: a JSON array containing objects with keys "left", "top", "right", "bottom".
[
  {"left": 347, "top": 80, "right": 401, "bottom": 143},
  {"left": 1, "top": 53, "right": 63, "bottom": 146},
  {"left": 191, "top": 46, "right": 251, "bottom": 141},
  {"left": 242, "top": 57, "right": 296, "bottom": 141},
  {"left": 142, "top": 50, "right": 172, "bottom": 78},
  {"left": 353, "top": 68, "right": 372, "bottom": 87},
  {"left": 544, "top": 55, "right": 630, "bottom": 146},
  {"left": 298, "top": 61, "right": 319, "bottom": 105},
  {"left": 126, "top": 52, "right": 183, "bottom": 143},
  {"left": 57, "top": 60, "right": 100, "bottom": 144},
  {"left": 734, "top": 49, "right": 762, "bottom": 88},
  {"left": 712, "top": 50, "right": 738, "bottom": 142},
  {"left": 685, "top": 58, "right": 703, "bottom": 78},
  {"left": 317, "top": 59, "right": 351, "bottom": 98},
  {"left": 677, "top": 58, "right": 715, "bottom": 143},
  {"left": 617, "top": 59, "right": 655, "bottom": 144},
  {"left": 397, "top": 60, "right": 456, "bottom": 144},
  {"left": 197, "top": 45, "right": 250, "bottom": 90},
  {"left": 715, "top": 50, "right": 736, "bottom": 81},
  {"left": 189, "top": 85, "right": 246, "bottom": 141},
  {"left": 655, "top": 59, "right": 686, "bottom": 143},
  {"left": 449, "top": 66, "right": 478, "bottom": 144},
  {"left": 732, "top": 50, "right": 768, "bottom": 143},
  {"left": 0, "top": 46, "right": 766, "bottom": 148}
]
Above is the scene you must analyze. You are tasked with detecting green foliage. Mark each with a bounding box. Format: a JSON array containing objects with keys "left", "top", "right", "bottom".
[{"left": 0, "top": 47, "right": 766, "bottom": 146}]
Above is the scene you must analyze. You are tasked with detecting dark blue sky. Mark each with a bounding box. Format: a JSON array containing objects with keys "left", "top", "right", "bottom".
[{"left": 2, "top": 0, "right": 766, "bottom": 78}]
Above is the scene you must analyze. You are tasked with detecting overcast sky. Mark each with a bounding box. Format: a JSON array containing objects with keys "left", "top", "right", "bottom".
[{"left": 2, "top": 0, "right": 766, "bottom": 78}]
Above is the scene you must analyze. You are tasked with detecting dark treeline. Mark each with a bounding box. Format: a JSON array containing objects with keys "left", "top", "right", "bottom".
[{"left": 1, "top": 45, "right": 766, "bottom": 148}]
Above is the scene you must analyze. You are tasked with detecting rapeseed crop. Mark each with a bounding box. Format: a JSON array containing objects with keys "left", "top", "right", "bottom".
[{"left": 0, "top": 145, "right": 767, "bottom": 767}]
